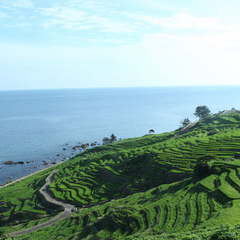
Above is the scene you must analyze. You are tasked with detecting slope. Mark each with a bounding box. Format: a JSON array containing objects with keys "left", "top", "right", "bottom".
[{"left": 1, "top": 112, "right": 240, "bottom": 239}]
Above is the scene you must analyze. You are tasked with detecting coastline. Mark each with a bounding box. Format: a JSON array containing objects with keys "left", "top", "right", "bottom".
[
  {"left": 0, "top": 141, "right": 98, "bottom": 186},
  {"left": 1, "top": 86, "right": 239, "bottom": 187},
  {"left": 0, "top": 160, "right": 65, "bottom": 189}
]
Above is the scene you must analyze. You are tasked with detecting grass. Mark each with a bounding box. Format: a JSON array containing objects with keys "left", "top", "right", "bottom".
[
  {"left": 2, "top": 112, "right": 240, "bottom": 239},
  {"left": 8, "top": 158, "right": 240, "bottom": 239},
  {"left": 0, "top": 168, "right": 63, "bottom": 228}
]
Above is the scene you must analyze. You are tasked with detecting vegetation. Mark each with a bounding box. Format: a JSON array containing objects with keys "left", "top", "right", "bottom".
[
  {"left": 102, "top": 133, "right": 117, "bottom": 145},
  {"left": 194, "top": 154, "right": 217, "bottom": 178},
  {"left": 149, "top": 129, "right": 155, "bottom": 134},
  {"left": 1, "top": 111, "right": 240, "bottom": 239},
  {"left": 110, "top": 133, "right": 117, "bottom": 143},
  {"left": 194, "top": 105, "right": 211, "bottom": 120},
  {"left": 180, "top": 118, "right": 191, "bottom": 128},
  {"left": 102, "top": 137, "right": 110, "bottom": 145}
]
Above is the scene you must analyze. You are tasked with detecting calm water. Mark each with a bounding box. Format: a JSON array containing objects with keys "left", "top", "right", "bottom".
[{"left": 0, "top": 86, "right": 239, "bottom": 184}]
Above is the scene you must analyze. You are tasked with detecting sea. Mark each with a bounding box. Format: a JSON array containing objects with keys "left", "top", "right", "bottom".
[{"left": 0, "top": 85, "right": 239, "bottom": 185}]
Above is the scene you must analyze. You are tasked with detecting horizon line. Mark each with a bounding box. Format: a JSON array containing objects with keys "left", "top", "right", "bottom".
[{"left": 1, "top": 84, "right": 240, "bottom": 92}]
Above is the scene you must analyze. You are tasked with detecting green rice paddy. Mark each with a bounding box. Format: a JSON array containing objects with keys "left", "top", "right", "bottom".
[{"left": 1, "top": 112, "right": 240, "bottom": 239}]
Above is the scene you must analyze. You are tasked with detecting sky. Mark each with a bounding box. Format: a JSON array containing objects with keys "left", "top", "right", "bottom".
[{"left": 1, "top": 0, "right": 240, "bottom": 90}]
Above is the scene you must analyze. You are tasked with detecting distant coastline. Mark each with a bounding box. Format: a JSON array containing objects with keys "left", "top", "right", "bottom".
[{"left": 1, "top": 86, "right": 240, "bottom": 185}]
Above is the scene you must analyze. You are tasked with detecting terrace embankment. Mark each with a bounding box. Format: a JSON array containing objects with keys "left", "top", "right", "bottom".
[
  {"left": 3, "top": 111, "right": 240, "bottom": 239},
  {"left": 10, "top": 170, "right": 75, "bottom": 236}
]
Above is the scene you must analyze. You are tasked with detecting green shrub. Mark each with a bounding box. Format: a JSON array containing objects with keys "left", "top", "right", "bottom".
[
  {"left": 210, "top": 224, "right": 240, "bottom": 240},
  {"left": 194, "top": 155, "right": 217, "bottom": 177}
]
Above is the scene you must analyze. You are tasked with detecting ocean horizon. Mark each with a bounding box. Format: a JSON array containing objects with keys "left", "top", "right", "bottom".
[{"left": 0, "top": 85, "right": 240, "bottom": 185}]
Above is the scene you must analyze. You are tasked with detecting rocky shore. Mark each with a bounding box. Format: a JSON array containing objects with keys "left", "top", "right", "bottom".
[{"left": 0, "top": 141, "right": 100, "bottom": 185}]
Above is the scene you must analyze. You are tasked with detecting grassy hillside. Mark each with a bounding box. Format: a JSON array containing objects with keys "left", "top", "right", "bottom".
[{"left": 1, "top": 111, "right": 240, "bottom": 239}]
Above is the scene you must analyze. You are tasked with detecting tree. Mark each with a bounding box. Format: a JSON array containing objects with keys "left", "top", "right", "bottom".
[
  {"left": 110, "top": 134, "right": 117, "bottom": 143},
  {"left": 180, "top": 118, "right": 191, "bottom": 128},
  {"left": 102, "top": 137, "right": 110, "bottom": 145},
  {"left": 194, "top": 154, "right": 216, "bottom": 177},
  {"left": 149, "top": 129, "right": 155, "bottom": 134},
  {"left": 194, "top": 105, "right": 211, "bottom": 120}
]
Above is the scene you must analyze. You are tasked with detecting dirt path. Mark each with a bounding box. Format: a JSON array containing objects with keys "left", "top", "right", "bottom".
[
  {"left": 173, "top": 120, "right": 199, "bottom": 138},
  {"left": 10, "top": 171, "right": 75, "bottom": 236}
]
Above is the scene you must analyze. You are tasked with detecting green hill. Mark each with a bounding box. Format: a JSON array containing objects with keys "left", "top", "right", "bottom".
[{"left": 1, "top": 111, "right": 240, "bottom": 239}]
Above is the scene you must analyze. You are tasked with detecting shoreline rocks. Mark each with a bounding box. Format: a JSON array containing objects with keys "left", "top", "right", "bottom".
[
  {"left": 14, "top": 161, "right": 24, "bottom": 165},
  {"left": 3, "top": 161, "right": 14, "bottom": 165},
  {"left": 3, "top": 161, "right": 24, "bottom": 165},
  {"left": 1, "top": 140, "right": 99, "bottom": 186},
  {"left": 73, "top": 143, "right": 91, "bottom": 150}
]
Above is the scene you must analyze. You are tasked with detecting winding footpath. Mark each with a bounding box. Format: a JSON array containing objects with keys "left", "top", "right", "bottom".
[
  {"left": 10, "top": 171, "right": 75, "bottom": 236},
  {"left": 173, "top": 120, "right": 199, "bottom": 138}
]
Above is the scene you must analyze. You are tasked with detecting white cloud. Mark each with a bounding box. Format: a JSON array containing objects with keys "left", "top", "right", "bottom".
[
  {"left": 2, "top": 0, "right": 34, "bottom": 9},
  {"left": 2, "top": 22, "right": 240, "bottom": 90},
  {"left": 2, "top": 1, "right": 240, "bottom": 90},
  {"left": 39, "top": 7, "right": 88, "bottom": 29},
  {"left": 39, "top": 7, "right": 86, "bottom": 21},
  {"left": 39, "top": 6, "right": 133, "bottom": 33},
  {"left": 0, "top": 10, "right": 7, "bottom": 18},
  {"left": 6, "top": 22, "right": 29, "bottom": 27},
  {"left": 87, "top": 15, "right": 133, "bottom": 33},
  {"left": 128, "top": 13, "right": 221, "bottom": 31}
]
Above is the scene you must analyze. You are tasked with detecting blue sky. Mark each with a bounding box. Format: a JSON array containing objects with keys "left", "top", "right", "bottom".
[{"left": 1, "top": 0, "right": 240, "bottom": 90}]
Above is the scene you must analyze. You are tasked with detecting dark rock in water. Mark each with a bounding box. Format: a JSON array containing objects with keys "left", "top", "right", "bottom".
[
  {"left": 26, "top": 161, "right": 31, "bottom": 163},
  {"left": 14, "top": 161, "right": 24, "bottom": 165},
  {"left": 73, "top": 146, "right": 81, "bottom": 150},
  {"left": 43, "top": 162, "right": 49, "bottom": 166},
  {"left": 51, "top": 161, "right": 57, "bottom": 164},
  {"left": 91, "top": 143, "right": 97, "bottom": 146},
  {"left": 66, "top": 143, "right": 68, "bottom": 145},
  {"left": 3, "top": 161, "right": 14, "bottom": 165},
  {"left": 57, "top": 154, "right": 60, "bottom": 156},
  {"left": 63, "top": 148, "right": 66, "bottom": 150},
  {"left": 81, "top": 144, "right": 88, "bottom": 149},
  {"left": 9, "top": 176, "right": 12, "bottom": 179}
]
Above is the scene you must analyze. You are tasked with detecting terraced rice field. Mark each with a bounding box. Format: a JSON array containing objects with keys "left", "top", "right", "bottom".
[
  {"left": 47, "top": 113, "right": 240, "bottom": 207},
  {"left": 0, "top": 168, "right": 63, "bottom": 229},
  {"left": 11, "top": 161, "right": 240, "bottom": 239},
  {"left": 2, "top": 112, "right": 240, "bottom": 239}
]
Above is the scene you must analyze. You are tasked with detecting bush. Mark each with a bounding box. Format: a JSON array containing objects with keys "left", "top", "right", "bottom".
[
  {"left": 210, "top": 224, "right": 240, "bottom": 240},
  {"left": 212, "top": 166, "right": 222, "bottom": 175},
  {"left": 234, "top": 152, "right": 240, "bottom": 159},
  {"left": 194, "top": 154, "right": 217, "bottom": 178}
]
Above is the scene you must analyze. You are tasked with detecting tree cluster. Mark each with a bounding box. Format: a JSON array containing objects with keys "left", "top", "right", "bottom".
[
  {"left": 102, "top": 134, "right": 117, "bottom": 145},
  {"left": 179, "top": 105, "right": 211, "bottom": 128}
]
